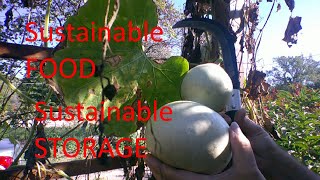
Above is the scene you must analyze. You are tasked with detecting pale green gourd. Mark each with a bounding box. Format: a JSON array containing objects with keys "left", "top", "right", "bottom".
[
  {"left": 146, "top": 101, "right": 232, "bottom": 175},
  {"left": 181, "top": 63, "right": 233, "bottom": 112}
]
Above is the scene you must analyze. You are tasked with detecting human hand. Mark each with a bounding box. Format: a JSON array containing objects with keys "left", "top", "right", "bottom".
[
  {"left": 228, "top": 109, "right": 280, "bottom": 177},
  {"left": 145, "top": 121, "right": 266, "bottom": 180},
  {"left": 230, "top": 109, "right": 320, "bottom": 180}
]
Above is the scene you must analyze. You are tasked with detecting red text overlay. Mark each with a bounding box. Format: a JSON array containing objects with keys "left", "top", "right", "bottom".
[
  {"left": 25, "top": 21, "right": 162, "bottom": 79},
  {"left": 26, "top": 21, "right": 163, "bottom": 43},
  {"left": 26, "top": 58, "right": 96, "bottom": 79},
  {"left": 35, "top": 137, "right": 146, "bottom": 158},
  {"left": 35, "top": 100, "right": 172, "bottom": 122}
]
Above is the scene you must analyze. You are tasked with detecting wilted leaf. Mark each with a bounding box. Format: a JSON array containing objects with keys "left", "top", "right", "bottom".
[
  {"left": 277, "top": 3, "right": 281, "bottom": 12},
  {"left": 56, "top": 169, "right": 72, "bottom": 180},
  {"left": 285, "top": 0, "right": 295, "bottom": 11},
  {"left": 4, "top": 7, "right": 13, "bottom": 29},
  {"left": 283, "top": 16, "right": 302, "bottom": 47},
  {"left": 21, "top": 0, "right": 32, "bottom": 7},
  {"left": 244, "top": 69, "right": 269, "bottom": 100}
]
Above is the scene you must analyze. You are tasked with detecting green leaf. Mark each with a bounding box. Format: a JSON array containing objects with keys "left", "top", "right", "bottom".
[
  {"left": 44, "top": 0, "right": 189, "bottom": 136},
  {"left": 278, "top": 90, "right": 292, "bottom": 99},
  {"left": 293, "top": 142, "right": 308, "bottom": 149},
  {"left": 138, "top": 56, "right": 189, "bottom": 108},
  {"left": 9, "top": 135, "right": 18, "bottom": 145}
]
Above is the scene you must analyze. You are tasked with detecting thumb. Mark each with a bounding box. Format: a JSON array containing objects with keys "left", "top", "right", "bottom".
[
  {"left": 229, "top": 122, "right": 257, "bottom": 169},
  {"left": 234, "top": 109, "right": 263, "bottom": 137}
]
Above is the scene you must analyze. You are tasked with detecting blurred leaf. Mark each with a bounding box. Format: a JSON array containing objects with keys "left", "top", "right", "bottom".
[
  {"left": 9, "top": 135, "right": 18, "bottom": 145},
  {"left": 264, "top": 85, "right": 320, "bottom": 173},
  {"left": 276, "top": 3, "right": 281, "bottom": 12},
  {"left": 283, "top": 16, "right": 302, "bottom": 47},
  {"left": 285, "top": 0, "right": 295, "bottom": 11}
]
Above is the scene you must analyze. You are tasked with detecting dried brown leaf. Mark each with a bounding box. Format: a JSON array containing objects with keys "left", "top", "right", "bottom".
[
  {"left": 245, "top": 70, "right": 270, "bottom": 100},
  {"left": 282, "top": 16, "right": 302, "bottom": 47},
  {"left": 277, "top": 3, "right": 281, "bottom": 12},
  {"left": 285, "top": 0, "right": 295, "bottom": 11},
  {"left": 106, "top": 55, "right": 122, "bottom": 67}
]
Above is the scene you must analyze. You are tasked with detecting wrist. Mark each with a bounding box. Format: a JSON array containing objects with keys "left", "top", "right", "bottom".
[
  {"left": 262, "top": 146, "right": 319, "bottom": 180},
  {"left": 259, "top": 143, "right": 284, "bottom": 179}
]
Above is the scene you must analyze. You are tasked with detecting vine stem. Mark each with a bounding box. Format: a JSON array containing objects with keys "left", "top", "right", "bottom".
[
  {"left": 98, "top": 0, "right": 120, "bottom": 136},
  {"left": 0, "top": 72, "right": 57, "bottom": 110},
  {"left": 253, "top": 0, "right": 276, "bottom": 65},
  {"left": 0, "top": 110, "right": 56, "bottom": 125},
  {"left": 59, "top": 122, "right": 83, "bottom": 139},
  {"left": 44, "top": 0, "right": 52, "bottom": 47},
  {"left": 12, "top": 0, "right": 53, "bottom": 166},
  {"left": 12, "top": 89, "right": 53, "bottom": 165},
  {"left": 0, "top": 72, "right": 36, "bottom": 104}
]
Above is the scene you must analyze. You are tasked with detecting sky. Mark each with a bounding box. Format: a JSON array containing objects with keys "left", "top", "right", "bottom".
[{"left": 172, "top": 0, "right": 320, "bottom": 71}]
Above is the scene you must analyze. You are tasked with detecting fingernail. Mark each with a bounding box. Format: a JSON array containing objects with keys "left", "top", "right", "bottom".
[
  {"left": 142, "top": 150, "right": 149, "bottom": 155},
  {"left": 230, "top": 122, "right": 240, "bottom": 134}
]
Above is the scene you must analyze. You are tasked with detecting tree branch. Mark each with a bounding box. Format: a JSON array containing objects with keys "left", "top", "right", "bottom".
[{"left": 0, "top": 42, "right": 54, "bottom": 61}]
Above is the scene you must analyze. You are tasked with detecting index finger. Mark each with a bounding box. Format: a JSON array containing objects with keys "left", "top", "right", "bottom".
[
  {"left": 219, "top": 113, "right": 232, "bottom": 125},
  {"left": 234, "top": 109, "right": 264, "bottom": 137}
]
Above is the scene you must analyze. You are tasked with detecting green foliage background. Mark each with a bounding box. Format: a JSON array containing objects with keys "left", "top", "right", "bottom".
[{"left": 265, "top": 85, "right": 320, "bottom": 173}]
